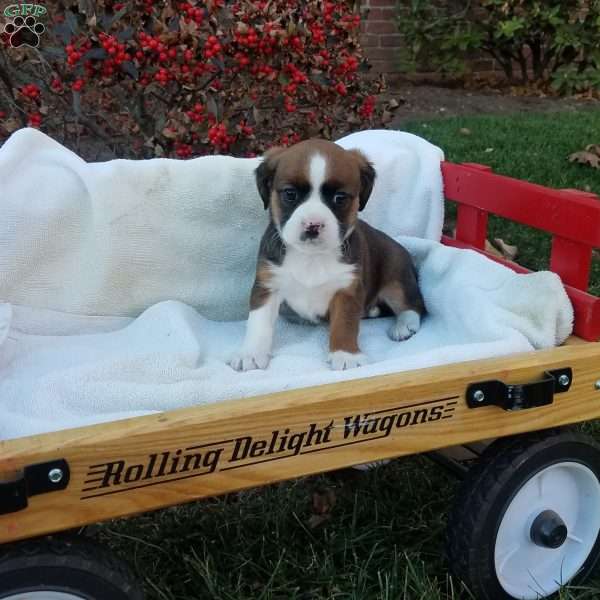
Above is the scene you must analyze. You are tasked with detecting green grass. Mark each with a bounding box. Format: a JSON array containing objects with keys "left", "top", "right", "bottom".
[
  {"left": 402, "top": 111, "right": 600, "bottom": 296},
  {"left": 99, "top": 459, "right": 466, "bottom": 599},
  {"left": 99, "top": 110, "right": 600, "bottom": 599}
]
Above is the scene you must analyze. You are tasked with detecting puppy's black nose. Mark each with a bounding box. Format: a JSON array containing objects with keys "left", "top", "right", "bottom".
[{"left": 304, "top": 224, "right": 321, "bottom": 239}]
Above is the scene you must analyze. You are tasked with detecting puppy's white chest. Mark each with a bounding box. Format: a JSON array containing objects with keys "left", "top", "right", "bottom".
[{"left": 270, "top": 250, "right": 356, "bottom": 321}]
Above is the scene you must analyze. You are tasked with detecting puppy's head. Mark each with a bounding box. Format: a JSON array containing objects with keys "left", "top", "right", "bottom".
[{"left": 255, "top": 139, "right": 375, "bottom": 253}]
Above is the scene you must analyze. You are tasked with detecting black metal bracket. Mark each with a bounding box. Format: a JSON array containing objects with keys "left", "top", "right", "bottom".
[
  {"left": 0, "top": 459, "right": 70, "bottom": 515},
  {"left": 466, "top": 367, "right": 572, "bottom": 411}
]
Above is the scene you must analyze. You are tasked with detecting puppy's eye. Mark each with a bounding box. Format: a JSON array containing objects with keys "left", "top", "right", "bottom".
[
  {"left": 281, "top": 188, "right": 298, "bottom": 204},
  {"left": 333, "top": 192, "right": 348, "bottom": 206}
]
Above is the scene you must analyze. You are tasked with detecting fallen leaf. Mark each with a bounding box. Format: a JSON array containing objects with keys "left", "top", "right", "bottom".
[
  {"left": 442, "top": 216, "right": 456, "bottom": 238},
  {"left": 568, "top": 151, "right": 600, "bottom": 169},
  {"left": 484, "top": 147, "right": 494, "bottom": 153},
  {"left": 312, "top": 487, "right": 336, "bottom": 515},
  {"left": 307, "top": 487, "right": 336, "bottom": 528},
  {"left": 493, "top": 238, "right": 518, "bottom": 260},
  {"left": 459, "top": 128, "right": 471, "bottom": 136},
  {"left": 1, "top": 118, "right": 21, "bottom": 133},
  {"left": 206, "top": 95, "right": 219, "bottom": 119},
  {"left": 161, "top": 127, "right": 178, "bottom": 139},
  {"left": 387, "top": 98, "right": 401, "bottom": 109},
  {"left": 307, "top": 513, "right": 330, "bottom": 528},
  {"left": 179, "top": 18, "right": 199, "bottom": 39},
  {"left": 485, "top": 239, "right": 503, "bottom": 258},
  {"left": 381, "top": 110, "right": 393, "bottom": 124}
]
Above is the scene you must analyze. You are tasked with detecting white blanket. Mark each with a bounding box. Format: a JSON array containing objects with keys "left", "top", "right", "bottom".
[
  {"left": 0, "top": 128, "right": 443, "bottom": 321},
  {"left": 0, "top": 128, "right": 572, "bottom": 441}
]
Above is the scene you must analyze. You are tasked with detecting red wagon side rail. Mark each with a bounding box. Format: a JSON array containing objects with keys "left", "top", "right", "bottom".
[{"left": 441, "top": 161, "right": 600, "bottom": 341}]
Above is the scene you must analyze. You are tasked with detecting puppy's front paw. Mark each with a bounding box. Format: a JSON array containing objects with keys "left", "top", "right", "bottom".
[
  {"left": 228, "top": 351, "right": 271, "bottom": 371},
  {"left": 388, "top": 310, "right": 421, "bottom": 342},
  {"left": 328, "top": 350, "right": 368, "bottom": 371}
]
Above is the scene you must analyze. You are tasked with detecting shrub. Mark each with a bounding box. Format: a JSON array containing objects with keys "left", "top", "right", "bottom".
[
  {"left": 0, "top": 1, "right": 385, "bottom": 158},
  {"left": 396, "top": 1, "right": 482, "bottom": 77},
  {"left": 397, "top": 0, "right": 600, "bottom": 90}
]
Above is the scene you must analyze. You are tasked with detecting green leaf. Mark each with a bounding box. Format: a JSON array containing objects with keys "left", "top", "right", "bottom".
[
  {"left": 52, "top": 22, "right": 73, "bottom": 44},
  {"left": 82, "top": 47, "right": 108, "bottom": 61},
  {"left": 116, "top": 27, "right": 134, "bottom": 42},
  {"left": 41, "top": 46, "right": 66, "bottom": 59},
  {"left": 121, "top": 61, "right": 139, "bottom": 80},
  {"left": 65, "top": 10, "right": 78, "bottom": 35},
  {"left": 107, "top": 5, "right": 128, "bottom": 29},
  {"left": 310, "top": 72, "right": 330, "bottom": 87},
  {"left": 72, "top": 90, "right": 82, "bottom": 115},
  {"left": 498, "top": 18, "right": 525, "bottom": 39}
]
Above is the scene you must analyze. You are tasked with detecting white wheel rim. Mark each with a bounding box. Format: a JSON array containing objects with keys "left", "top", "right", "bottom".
[
  {"left": 494, "top": 461, "right": 600, "bottom": 599},
  {"left": 2, "top": 593, "right": 86, "bottom": 599}
]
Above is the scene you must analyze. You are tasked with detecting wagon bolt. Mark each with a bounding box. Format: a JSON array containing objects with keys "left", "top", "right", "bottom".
[
  {"left": 48, "top": 468, "right": 64, "bottom": 484},
  {"left": 595, "top": 380, "right": 600, "bottom": 391},
  {"left": 558, "top": 374, "right": 570, "bottom": 387},
  {"left": 473, "top": 390, "right": 485, "bottom": 403}
]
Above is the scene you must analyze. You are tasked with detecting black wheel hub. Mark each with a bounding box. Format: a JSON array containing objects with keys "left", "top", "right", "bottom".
[{"left": 530, "top": 509, "right": 568, "bottom": 549}]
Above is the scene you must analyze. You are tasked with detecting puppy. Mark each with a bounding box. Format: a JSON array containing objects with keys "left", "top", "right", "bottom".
[{"left": 229, "top": 139, "right": 425, "bottom": 371}]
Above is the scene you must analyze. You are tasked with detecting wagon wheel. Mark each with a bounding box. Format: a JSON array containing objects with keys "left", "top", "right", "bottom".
[
  {"left": 0, "top": 535, "right": 144, "bottom": 600},
  {"left": 447, "top": 428, "right": 600, "bottom": 600}
]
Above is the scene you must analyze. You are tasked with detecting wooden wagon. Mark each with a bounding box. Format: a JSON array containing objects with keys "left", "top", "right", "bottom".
[{"left": 1, "top": 162, "right": 600, "bottom": 600}]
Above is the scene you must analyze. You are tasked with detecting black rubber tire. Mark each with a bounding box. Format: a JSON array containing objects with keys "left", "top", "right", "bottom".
[
  {"left": 0, "top": 535, "right": 145, "bottom": 600},
  {"left": 446, "top": 428, "right": 600, "bottom": 600}
]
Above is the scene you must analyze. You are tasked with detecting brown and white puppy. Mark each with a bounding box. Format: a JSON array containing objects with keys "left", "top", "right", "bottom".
[{"left": 229, "top": 139, "right": 425, "bottom": 372}]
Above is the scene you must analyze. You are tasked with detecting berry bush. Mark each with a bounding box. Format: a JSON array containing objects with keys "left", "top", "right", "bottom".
[{"left": 0, "top": 1, "right": 386, "bottom": 159}]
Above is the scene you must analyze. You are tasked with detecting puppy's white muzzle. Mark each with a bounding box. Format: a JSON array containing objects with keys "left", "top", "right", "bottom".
[{"left": 282, "top": 200, "right": 340, "bottom": 252}]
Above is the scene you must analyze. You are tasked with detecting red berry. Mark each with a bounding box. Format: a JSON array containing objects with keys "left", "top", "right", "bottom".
[
  {"left": 335, "top": 82, "right": 347, "bottom": 95},
  {"left": 28, "top": 112, "right": 42, "bottom": 127}
]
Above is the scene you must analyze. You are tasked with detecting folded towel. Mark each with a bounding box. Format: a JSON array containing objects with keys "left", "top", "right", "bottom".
[{"left": 0, "top": 128, "right": 573, "bottom": 441}]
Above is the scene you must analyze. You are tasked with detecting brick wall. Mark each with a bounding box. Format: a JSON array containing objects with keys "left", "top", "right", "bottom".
[{"left": 360, "top": 0, "right": 400, "bottom": 74}]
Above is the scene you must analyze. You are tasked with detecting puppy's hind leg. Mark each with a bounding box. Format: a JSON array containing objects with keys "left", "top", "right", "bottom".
[{"left": 379, "top": 280, "right": 424, "bottom": 342}]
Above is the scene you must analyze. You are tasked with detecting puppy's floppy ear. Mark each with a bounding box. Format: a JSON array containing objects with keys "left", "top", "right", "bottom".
[
  {"left": 255, "top": 146, "right": 285, "bottom": 210},
  {"left": 348, "top": 149, "right": 376, "bottom": 211}
]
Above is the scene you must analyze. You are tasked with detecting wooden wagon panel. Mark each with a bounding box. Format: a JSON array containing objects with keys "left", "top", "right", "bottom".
[{"left": 2, "top": 342, "right": 599, "bottom": 543}]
